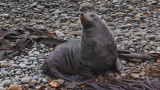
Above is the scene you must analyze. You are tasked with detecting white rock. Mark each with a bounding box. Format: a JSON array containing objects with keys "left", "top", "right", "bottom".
[{"left": 131, "top": 73, "right": 139, "bottom": 79}]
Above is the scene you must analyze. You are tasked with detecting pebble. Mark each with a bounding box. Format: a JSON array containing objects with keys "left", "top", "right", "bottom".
[
  {"left": 139, "top": 72, "right": 145, "bottom": 77},
  {"left": 2, "top": 71, "right": 8, "bottom": 76},
  {"left": 42, "top": 78, "right": 47, "bottom": 83},
  {"left": 121, "top": 73, "right": 127, "bottom": 78},
  {"left": 0, "top": 0, "right": 159, "bottom": 89},
  {"left": 99, "top": 7, "right": 108, "bottom": 13},
  {"left": 128, "top": 62, "right": 136, "bottom": 67},
  {"left": 21, "top": 77, "right": 30, "bottom": 83},
  {"left": 30, "top": 2, "right": 38, "bottom": 8},
  {"left": 156, "top": 47, "right": 160, "bottom": 52},
  {"left": 0, "top": 87, "right": 6, "bottom": 90},
  {"left": 15, "top": 71, "right": 21, "bottom": 75},
  {"left": 19, "top": 63, "right": 27, "bottom": 69},
  {"left": 2, "top": 80, "right": 11, "bottom": 86},
  {"left": 28, "top": 57, "right": 37, "bottom": 61},
  {"left": 80, "top": 3, "right": 93, "bottom": 9},
  {"left": 131, "top": 73, "right": 140, "bottom": 79},
  {"left": 0, "top": 14, "right": 9, "bottom": 18},
  {"left": 37, "top": 5, "right": 45, "bottom": 10},
  {"left": 121, "top": 60, "right": 127, "bottom": 65},
  {"left": 35, "top": 86, "right": 41, "bottom": 89}
]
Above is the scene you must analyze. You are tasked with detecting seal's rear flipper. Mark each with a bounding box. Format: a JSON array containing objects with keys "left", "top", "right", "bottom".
[
  {"left": 112, "top": 58, "right": 122, "bottom": 72},
  {"left": 49, "top": 66, "right": 93, "bottom": 82}
]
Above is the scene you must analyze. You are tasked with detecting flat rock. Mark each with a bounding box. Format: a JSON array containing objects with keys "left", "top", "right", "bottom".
[
  {"left": 131, "top": 73, "right": 139, "bottom": 79},
  {"left": 21, "top": 77, "right": 30, "bottom": 83},
  {"left": 80, "top": 3, "right": 93, "bottom": 9}
]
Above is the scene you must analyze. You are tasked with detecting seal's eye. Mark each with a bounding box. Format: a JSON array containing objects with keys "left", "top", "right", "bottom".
[{"left": 90, "top": 14, "right": 95, "bottom": 17}]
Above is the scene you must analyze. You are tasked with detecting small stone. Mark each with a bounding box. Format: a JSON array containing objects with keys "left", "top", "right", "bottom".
[
  {"left": 121, "top": 60, "right": 127, "bottom": 65},
  {"left": 128, "top": 62, "right": 136, "bottom": 67},
  {"left": 37, "top": 5, "right": 45, "bottom": 10},
  {"left": 80, "top": 3, "right": 93, "bottom": 9},
  {"left": 2, "top": 71, "right": 8, "bottom": 76},
  {"left": 35, "top": 86, "right": 41, "bottom": 89},
  {"left": 156, "top": 47, "right": 160, "bottom": 52},
  {"left": 15, "top": 71, "right": 21, "bottom": 75},
  {"left": 139, "top": 72, "right": 145, "bottom": 77},
  {"left": 0, "top": 14, "right": 9, "bottom": 18},
  {"left": 33, "top": 51, "right": 40, "bottom": 55},
  {"left": 131, "top": 73, "right": 139, "bottom": 79},
  {"left": 0, "top": 61, "right": 7, "bottom": 67},
  {"left": 129, "top": 48, "right": 136, "bottom": 52},
  {"left": 19, "top": 63, "right": 26, "bottom": 68},
  {"left": 140, "top": 41, "right": 148, "bottom": 46},
  {"left": 31, "top": 2, "right": 38, "bottom": 8},
  {"left": 121, "top": 73, "right": 127, "bottom": 78},
  {"left": 97, "top": 75, "right": 104, "bottom": 80},
  {"left": 29, "top": 57, "right": 37, "bottom": 60},
  {"left": 21, "top": 59, "right": 29, "bottom": 62},
  {"left": 2, "top": 80, "right": 11, "bottom": 86},
  {"left": 98, "top": 7, "right": 108, "bottom": 13},
  {"left": 0, "top": 84, "right": 4, "bottom": 87},
  {"left": 0, "top": 87, "right": 6, "bottom": 90},
  {"left": 116, "top": 76, "right": 121, "bottom": 80},
  {"left": 149, "top": 51, "right": 155, "bottom": 53},
  {"left": 135, "top": 14, "right": 140, "bottom": 18},
  {"left": 21, "top": 77, "right": 30, "bottom": 83},
  {"left": 120, "top": 24, "right": 133, "bottom": 29},
  {"left": 128, "top": 5, "right": 134, "bottom": 10},
  {"left": 42, "top": 78, "right": 47, "bottom": 83}
]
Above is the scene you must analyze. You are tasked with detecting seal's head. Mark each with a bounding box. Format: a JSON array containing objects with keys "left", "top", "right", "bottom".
[{"left": 80, "top": 13, "right": 102, "bottom": 29}]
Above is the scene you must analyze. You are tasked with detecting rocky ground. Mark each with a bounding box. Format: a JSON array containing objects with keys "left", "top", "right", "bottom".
[{"left": 0, "top": 0, "right": 160, "bottom": 89}]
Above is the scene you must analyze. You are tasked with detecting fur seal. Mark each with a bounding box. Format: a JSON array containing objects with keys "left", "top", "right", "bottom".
[{"left": 42, "top": 13, "right": 122, "bottom": 81}]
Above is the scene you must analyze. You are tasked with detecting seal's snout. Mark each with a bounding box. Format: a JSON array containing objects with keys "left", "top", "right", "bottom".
[{"left": 80, "top": 13, "right": 93, "bottom": 28}]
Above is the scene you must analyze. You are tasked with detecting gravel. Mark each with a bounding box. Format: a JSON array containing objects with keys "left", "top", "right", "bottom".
[{"left": 0, "top": 0, "right": 159, "bottom": 89}]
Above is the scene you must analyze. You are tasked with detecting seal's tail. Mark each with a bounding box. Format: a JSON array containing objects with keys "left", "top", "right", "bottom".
[{"left": 42, "top": 61, "right": 48, "bottom": 74}]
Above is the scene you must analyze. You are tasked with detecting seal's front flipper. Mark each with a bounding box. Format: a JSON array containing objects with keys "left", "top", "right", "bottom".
[{"left": 112, "top": 58, "right": 122, "bottom": 72}]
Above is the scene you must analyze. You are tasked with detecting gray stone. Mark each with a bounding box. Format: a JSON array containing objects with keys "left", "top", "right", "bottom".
[
  {"left": 19, "top": 63, "right": 27, "bottom": 69},
  {"left": 15, "top": 71, "right": 21, "bottom": 75},
  {"left": 0, "top": 14, "right": 9, "bottom": 18},
  {"left": 42, "top": 78, "right": 47, "bottom": 83},
  {"left": 131, "top": 73, "right": 139, "bottom": 79},
  {"left": 0, "top": 87, "right": 6, "bottom": 90},
  {"left": 80, "top": 3, "right": 93, "bottom": 9},
  {"left": 120, "top": 24, "right": 133, "bottom": 29},
  {"left": 37, "top": 5, "right": 45, "bottom": 9},
  {"left": 31, "top": 2, "right": 38, "bottom": 8},
  {"left": 121, "top": 73, "right": 127, "bottom": 78},
  {"left": 29, "top": 57, "right": 37, "bottom": 61},
  {"left": 99, "top": 7, "right": 108, "bottom": 13},
  {"left": 21, "top": 58, "right": 29, "bottom": 62},
  {"left": 128, "top": 62, "right": 136, "bottom": 67},
  {"left": 2, "top": 80, "right": 11, "bottom": 86},
  {"left": 21, "top": 77, "right": 30, "bottom": 83},
  {"left": 156, "top": 47, "right": 160, "bottom": 52},
  {"left": 33, "top": 51, "right": 40, "bottom": 55},
  {"left": 2, "top": 71, "right": 8, "bottom": 76}
]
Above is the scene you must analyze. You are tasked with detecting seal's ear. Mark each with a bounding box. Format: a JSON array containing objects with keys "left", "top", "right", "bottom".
[{"left": 112, "top": 58, "right": 122, "bottom": 73}]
